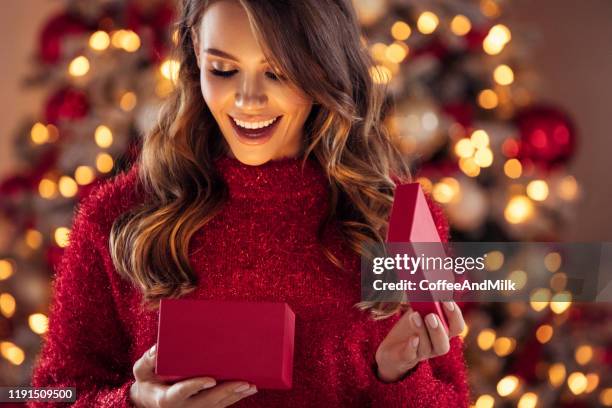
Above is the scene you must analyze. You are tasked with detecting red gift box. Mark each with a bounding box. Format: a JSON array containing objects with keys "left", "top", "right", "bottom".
[
  {"left": 155, "top": 299, "right": 295, "bottom": 389},
  {"left": 387, "top": 183, "right": 451, "bottom": 332}
]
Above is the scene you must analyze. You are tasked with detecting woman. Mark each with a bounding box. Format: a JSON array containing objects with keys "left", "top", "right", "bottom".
[{"left": 31, "top": 0, "right": 470, "bottom": 406}]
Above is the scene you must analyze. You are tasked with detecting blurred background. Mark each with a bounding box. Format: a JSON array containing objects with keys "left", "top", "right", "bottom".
[{"left": 0, "top": 0, "right": 611, "bottom": 407}]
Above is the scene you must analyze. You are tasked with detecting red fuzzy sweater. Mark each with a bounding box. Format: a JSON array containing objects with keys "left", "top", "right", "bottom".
[{"left": 30, "top": 155, "right": 470, "bottom": 407}]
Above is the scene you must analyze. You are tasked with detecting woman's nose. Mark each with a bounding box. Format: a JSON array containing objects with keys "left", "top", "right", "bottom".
[{"left": 235, "top": 74, "right": 267, "bottom": 110}]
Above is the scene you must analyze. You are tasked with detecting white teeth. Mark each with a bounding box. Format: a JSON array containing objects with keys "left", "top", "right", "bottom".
[{"left": 231, "top": 116, "right": 279, "bottom": 130}]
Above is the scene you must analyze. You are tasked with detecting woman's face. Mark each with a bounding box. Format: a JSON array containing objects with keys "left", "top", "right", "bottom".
[{"left": 193, "top": 0, "right": 313, "bottom": 166}]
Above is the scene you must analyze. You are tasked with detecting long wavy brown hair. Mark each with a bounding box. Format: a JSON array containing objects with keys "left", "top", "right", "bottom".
[{"left": 110, "top": 0, "right": 412, "bottom": 319}]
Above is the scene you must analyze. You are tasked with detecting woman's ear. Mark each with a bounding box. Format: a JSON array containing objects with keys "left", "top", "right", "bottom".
[{"left": 191, "top": 27, "right": 201, "bottom": 69}]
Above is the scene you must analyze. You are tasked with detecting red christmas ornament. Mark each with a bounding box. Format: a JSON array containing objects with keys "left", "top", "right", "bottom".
[
  {"left": 515, "top": 105, "right": 576, "bottom": 169},
  {"left": 45, "top": 87, "right": 90, "bottom": 124},
  {"left": 39, "top": 13, "right": 90, "bottom": 64}
]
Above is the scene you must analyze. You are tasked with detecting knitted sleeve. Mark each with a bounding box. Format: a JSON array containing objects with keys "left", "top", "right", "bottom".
[{"left": 28, "top": 203, "right": 135, "bottom": 407}]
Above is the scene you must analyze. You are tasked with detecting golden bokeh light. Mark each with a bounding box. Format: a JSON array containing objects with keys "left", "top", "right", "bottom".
[
  {"left": 497, "top": 375, "right": 520, "bottom": 397},
  {"left": 0, "top": 293, "right": 16, "bottom": 318},
  {"left": 96, "top": 153, "right": 114, "bottom": 173},
  {"left": 567, "top": 372, "right": 588, "bottom": 395},
  {"left": 450, "top": 15, "right": 471, "bottom": 36},
  {"left": 31, "top": 122, "right": 49, "bottom": 144},
  {"left": 54, "top": 227, "right": 71, "bottom": 248},
  {"left": 89, "top": 31, "right": 110, "bottom": 51},
  {"left": 95, "top": 125, "right": 113, "bottom": 148},
  {"left": 69, "top": 56, "right": 90, "bottom": 77},
  {"left": 0, "top": 259, "right": 14, "bottom": 280},
  {"left": 477, "top": 328, "right": 496, "bottom": 350},
  {"left": 58, "top": 176, "right": 78, "bottom": 198},
  {"left": 494, "top": 64, "right": 514, "bottom": 85},
  {"left": 504, "top": 195, "right": 534, "bottom": 224},
  {"left": 526, "top": 180, "right": 549, "bottom": 201},
  {"left": 28, "top": 313, "right": 49, "bottom": 335},
  {"left": 536, "top": 324, "right": 553, "bottom": 344},
  {"left": 38, "top": 178, "right": 57, "bottom": 199},
  {"left": 74, "top": 166, "right": 96, "bottom": 185},
  {"left": 575, "top": 345, "right": 593, "bottom": 365},
  {"left": 0, "top": 341, "right": 25, "bottom": 365},
  {"left": 25, "top": 229, "right": 43, "bottom": 249},
  {"left": 478, "top": 89, "right": 499, "bottom": 109},
  {"left": 120, "top": 91, "right": 137, "bottom": 111},
  {"left": 517, "top": 392, "right": 538, "bottom": 408},
  {"left": 391, "top": 21, "right": 411, "bottom": 40},
  {"left": 504, "top": 159, "right": 522, "bottom": 179},
  {"left": 417, "top": 11, "right": 439, "bottom": 34},
  {"left": 544, "top": 252, "right": 562, "bottom": 272}
]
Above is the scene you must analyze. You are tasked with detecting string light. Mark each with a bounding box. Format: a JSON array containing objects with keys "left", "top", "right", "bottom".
[
  {"left": 0, "top": 341, "right": 25, "bottom": 365},
  {"left": 530, "top": 288, "right": 551, "bottom": 311},
  {"left": 567, "top": 372, "right": 588, "bottom": 395},
  {"left": 69, "top": 56, "right": 90, "bottom": 77},
  {"left": 526, "top": 180, "right": 549, "bottom": 201},
  {"left": 74, "top": 166, "right": 95, "bottom": 185},
  {"left": 38, "top": 178, "right": 57, "bottom": 199},
  {"left": 548, "top": 363, "right": 566, "bottom": 387},
  {"left": 504, "top": 195, "right": 534, "bottom": 224},
  {"left": 96, "top": 153, "right": 114, "bottom": 173},
  {"left": 450, "top": 15, "right": 471, "bottom": 36},
  {"left": 28, "top": 313, "right": 48, "bottom": 335},
  {"left": 478, "top": 89, "right": 499, "bottom": 109},
  {"left": 535, "top": 324, "right": 553, "bottom": 344},
  {"left": 470, "top": 129, "right": 490, "bottom": 149},
  {"left": 575, "top": 345, "right": 594, "bottom": 365},
  {"left": 459, "top": 157, "right": 481, "bottom": 177},
  {"left": 94, "top": 125, "right": 113, "bottom": 148},
  {"left": 475, "top": 394, "right": 495, "bottom": 408},
  {"left": 120, "top": 91, "right": 137, "bottom": 111},
  {"left": 89, "top": 31, "right": 110, "bottom": 51},
  {"left": 496, "top": 375, "right": 520, "bottom": 397},
  {"left": 477, "top": 328, "right": 496, "bottom": 350},
  {"left": 494, "top": 64, "right": 514, "bottom": 85},
  {"left": 25, "top": 229, "right": 43, "bottom": 249},
  {"left": 558, "top": 175, "right": 578, "bottom": 200},
  {"left": 0, "top": 293, "right": 16, "bottom": 317},
  {"left": 474, "top": 147, "right": 493, "bottom": 167},
  {"left": 58, "top": 176, "right": 78, "bottom": 198},
  {"left": 586, "top": 373, "right": 600, "bottom": 393},
  {"left": 30, "top": 123, "right": 49, "bottom": 144},
  {"left": 483, "top": 24, "right": 511, "bottom": 55},
  {"left": 54, "top": 227, "right": 70, "bottom": 248},
  {"left": 517, "top": 392, "right": 538, "bottom": 408},
  {"left": 484, "top": 251, "right": 504, "bottom": 271},
  {"left": 454, "top": 138, "right": 474, "bottom": 158},
  {"left": 385, "top": 42, "right": 408, "bottom": 63},
  {"left": 504, "top": 159, "right": 522, "bottom": 179},
  {"left": 390, "top": 21, "right": 411, "bottom": 40},
  {"left": 417, "top": 11, "right": 439, "bottom": 34},
  {"left": 0, "top": 259, "right": 14, "bottom": 280},
  {"left": 550, "top": 291, "right": 572, "bottom": 314},
  {"left": 544, "top": 252, "right": 562, "bottom": 272}
]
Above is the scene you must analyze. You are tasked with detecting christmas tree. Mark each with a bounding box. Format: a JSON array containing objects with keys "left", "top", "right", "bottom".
[{"left": 1, "top": 0, "right": 610, "bottom": 406}]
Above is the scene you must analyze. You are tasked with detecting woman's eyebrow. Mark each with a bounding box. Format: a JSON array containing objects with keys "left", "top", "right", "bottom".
[{"left": 204, "top": 48, "right": 267, "bottom": 64}]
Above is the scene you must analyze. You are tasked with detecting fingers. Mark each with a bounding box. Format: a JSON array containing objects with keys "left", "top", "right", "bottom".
[
  {"left": 424, "top": 313, "right": 450, "bottom": 357},
  {"left": 190, "top": 381, "right": 257, "bottom": 407},
  {"left": 165, "top": 376, "right": 216, "bottom": 402},
  {"left": 133, "top": 344, "right": 158, "bottom": 382},
  {"left": 215, "top": 384, "right": 258, "bottom": 407},
  {"left": 409, "top": 312, "right": 432, "bottom": 358},
  {"left": 398, "top": 336, "right": 420, "bottom": 372},
  {"left": 441, "top": 301, "right": 466, "bottom": 338}
]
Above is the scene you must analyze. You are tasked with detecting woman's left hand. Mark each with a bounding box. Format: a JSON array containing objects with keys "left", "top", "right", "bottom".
[{"left": 375, "top": 301, "right": 466, "bottom": 383}]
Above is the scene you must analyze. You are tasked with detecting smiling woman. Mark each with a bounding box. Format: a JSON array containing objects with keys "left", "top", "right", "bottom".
[
  {"left": 191, "top": 0, "right": 313, "bottom": 165},
  {"left": 29, "top": 0, "right": 470, "bottom": 407}
]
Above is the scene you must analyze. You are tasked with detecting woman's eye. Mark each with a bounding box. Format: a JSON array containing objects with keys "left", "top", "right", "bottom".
[
  {"left": 209, "top": 68, "right": 238, "bottom": 78},
  {"left": 265, "top": 71, "right": 281, "bottom": 81}
]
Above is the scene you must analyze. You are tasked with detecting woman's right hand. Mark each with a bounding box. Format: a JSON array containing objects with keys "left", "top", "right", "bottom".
[{"left": 130, "top": 345, "right": 258, "bottom": 408}]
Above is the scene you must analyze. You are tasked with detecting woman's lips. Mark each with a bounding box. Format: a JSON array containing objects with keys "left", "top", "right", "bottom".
[{"left": 228, "top": 115, "right": 282, "bottom": 145}]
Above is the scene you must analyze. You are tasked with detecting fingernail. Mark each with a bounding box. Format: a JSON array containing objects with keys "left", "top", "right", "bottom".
[
  {"left": 234, "top": 383, "right": 250, "bottom": 393},
  {"left": 444, "top": 301, "right": 455, "bottom": 311},
  {"left": 148, "top": 345, "right": 157, "bottom": 357},
  {"left": 242, "top": 386, "right": 257, "bottom": 396},
  {"left": 200, "top": 380, "right": 216, "bottom": 389},
  {"left": 411, "top": 312, "right": 423, "bottom": 328},
  {"left": 411, "top": 337, "right": 420, "bottom": 348},
  {"left": 426, "top": 313, "right": 439, "bottom": 329}
]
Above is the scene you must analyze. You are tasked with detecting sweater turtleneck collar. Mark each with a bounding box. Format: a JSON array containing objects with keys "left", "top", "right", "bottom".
[{"left": 213, "top": 154, "right": 329, "bottom": 202}]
